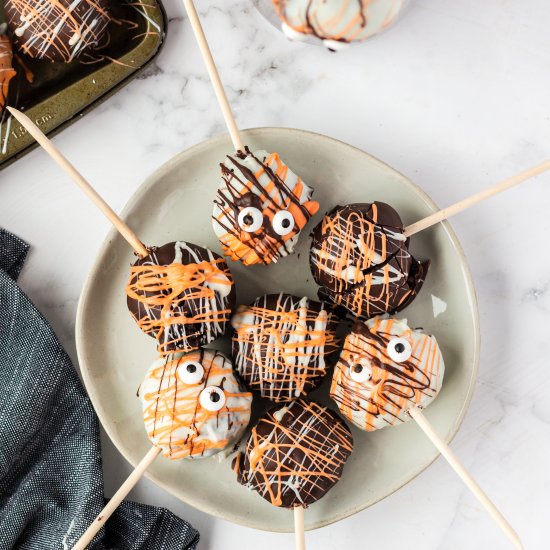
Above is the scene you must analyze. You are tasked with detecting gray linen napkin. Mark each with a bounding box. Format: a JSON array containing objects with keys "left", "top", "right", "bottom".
[{"left": 0, "top": 228, "right": 199, "bottom": 550}]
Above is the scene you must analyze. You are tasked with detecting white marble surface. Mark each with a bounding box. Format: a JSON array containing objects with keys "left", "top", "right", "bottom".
[{"left": 1, "top": 0, "right": 549, "bottom": 548}]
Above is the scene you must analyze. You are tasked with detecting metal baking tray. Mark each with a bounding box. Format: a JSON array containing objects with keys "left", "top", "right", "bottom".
[{"left": 0, "top": 0, "right": 166, "bottom": 170}]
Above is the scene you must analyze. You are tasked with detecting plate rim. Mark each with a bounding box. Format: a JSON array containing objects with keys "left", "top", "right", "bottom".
[{"left": 76, "top": 127, "right": 480, "bottom": 532}]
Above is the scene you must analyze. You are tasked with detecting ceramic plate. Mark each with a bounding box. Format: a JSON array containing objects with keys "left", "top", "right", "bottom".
[{"left": 76, "top": 128, "right": 479, "bottom": 532}]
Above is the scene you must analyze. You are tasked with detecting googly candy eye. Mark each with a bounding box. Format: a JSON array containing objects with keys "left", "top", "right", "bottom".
[
  {"left": 178, "top": 361, "right": 204, "bottom": 385},
  {"left": 272, "top": 210, "right": 295, "bottom": 236},
  {"left": 349, "top": 360, "right": 372, "bottom": 382},
  {"left": 387, "top": 337, "right": 412, "bottom": 362},
  {"left": 199, "top": 386, "right": 227, "bottom": 411},
  {"left": 238, "top": 207, "right": 263, "bottom": 233}
]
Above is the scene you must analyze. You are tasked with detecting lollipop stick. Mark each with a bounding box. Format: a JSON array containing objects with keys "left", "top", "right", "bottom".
[
  {"left": 294, "top": 506, "right": 306, "bottom": 550},
  {"left": 6, "top": 107, "right": 149, "bottom": 258},
  {"left": 182, "top": 0, "right": 244, "bottom": 152},
  {"left": 403, "top": 160, "right": 550, "bottom": 238},
  {"left": 72, "top": 446, "right": 161, "bottom": 550},
  {"left": 408, "top": 407, "right": 523, "bottom": 549}
]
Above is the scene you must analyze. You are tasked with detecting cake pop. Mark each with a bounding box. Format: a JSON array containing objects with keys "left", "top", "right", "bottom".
[
  {"left": 272, "top": 0, "right": 408, "bottom": 50},
  {"left": 0, "top": 27, "right": 16, "bottom": 112},
  {"left": 213, "top": 148, "right": 319, "bottom": 266},
  {"left": 5, "top": 0, "right": 111, "bottom": 62},
  {"left": 233, "top": 399, "right": 353, "bottom": 508},
  {"left": 328, "top": 316, "right": 523, "bottom": 548},
  {"left": 126, "top": 241, "right": 236, "bottom": 356},
  {"left": 141, "top": 348, "right": 253, "bottom": 459},
  {"left": 330, "top": 316, "right": 443, "bottom": 430},
  {"left": 310, "top": 202, "right": 429, "bottom": 320},
  {"left": 232, "top": 292, "right": 339, "bottom": 402},
  {"left": 73, "top": 349, "right": 253, "bottom": 549}
]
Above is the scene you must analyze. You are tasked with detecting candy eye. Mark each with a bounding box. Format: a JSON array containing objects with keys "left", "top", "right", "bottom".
[
  {"left": 272, "top": 210, "right": 295, "bottom": 236},
  {"left": 238, "top": 207, "right": 263, "bottom": 232},
  {"left": 178, "top": 361, "right": 204, "bottom": 385},
  {"left": 348, "top": 361, "right": 372, "bottom": 382},
  {"left": 199, "top": 386, "right": 226, "bottom": 411},
  {"left": 387, "top": 337, "right": 412, "bottom": 362}
]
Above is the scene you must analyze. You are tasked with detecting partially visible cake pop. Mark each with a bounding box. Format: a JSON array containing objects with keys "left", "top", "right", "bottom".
[
  {"left": 272, "top": 0, "right": 408, "bottom": 50},
  {"left": 233, "top": 399, "right": 353, "bottom": 508},
  {"left": 231, "top": 293, "right": 339, "bottom": 402},
  {"left": 310, "top": 202, "right": 429, "bottom": 320},
  {"left": 141, "top": 348, "right": 253, "bottom": 459},
  {"left": 5, "top": 0, "right": 111, "bottom": 62},
  {"left": 213, "top": 148, "right": 319, "bottom": 266},
  {"left": 126, "top": 241, "right": 236, "bottom": 356},
  {"left": 0, "top": 25, "right": 16, "bottom": 112}
]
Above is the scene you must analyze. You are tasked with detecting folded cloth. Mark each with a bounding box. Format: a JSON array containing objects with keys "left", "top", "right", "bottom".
[{"left": 0, "top": 228, "right": 200, "bottom": 550}]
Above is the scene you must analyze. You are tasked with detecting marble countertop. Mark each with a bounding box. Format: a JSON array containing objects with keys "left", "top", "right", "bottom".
[{"left": 1, "top": 0, "right": 549, "bottom": 548}]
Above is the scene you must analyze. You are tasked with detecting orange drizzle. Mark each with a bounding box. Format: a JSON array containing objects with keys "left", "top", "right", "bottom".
[
  {"left": 126, "top": 258, "right": 233, "bottom": 355},
  {"left": 142, "top": 350, "right": 252, "bottom": 460},
  {"left": 234, "top": 400, "right": 353, "bottom": 507},
  {"left": 330, "top": 318, "right": 443, "bottom": 431},
  {"left": 232, "top": 296, "right": 339, "bottom": 402}
]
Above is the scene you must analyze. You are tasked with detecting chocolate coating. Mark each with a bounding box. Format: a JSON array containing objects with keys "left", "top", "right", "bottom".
[
  {"left": 231, "top": 293, "right": 339, "bottom": 402},
  {"left": 330, "top": 317, "right": 444, "bottom": 431},
  {"left": 126, "top": 241, "right": 236, "bottom": 356},
  {"left": 233, "top": 399, "right": 353, "bottom": 508},
  {"left": 5, "top": 0, "right": 111, "bottom": 62},
  {"left": 310, "top": 202, "right": 429, "bottom": 319}
]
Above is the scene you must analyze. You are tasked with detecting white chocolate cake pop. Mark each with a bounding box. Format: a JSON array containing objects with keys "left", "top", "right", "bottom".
[
  {"left": 140, "top": 349, "right": 253, "bottom": 459},
  {"left": 212, "top": 148, "right": 319, "bottom": 266},
  {"left": 272, "top": 0, "right": 408, "bottom": 49},
  {"left": 330, "top": 316, "right": 444, "bottom": 431}
]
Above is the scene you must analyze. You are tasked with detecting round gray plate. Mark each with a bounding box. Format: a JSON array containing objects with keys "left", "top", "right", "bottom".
[{"left": 76, "top": 128, "right": 479, "bottom": 532}]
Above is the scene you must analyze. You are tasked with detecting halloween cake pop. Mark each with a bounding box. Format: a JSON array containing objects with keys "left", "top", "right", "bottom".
[
  {"left": 0, "top": 27, "right": 16, "bottom": 112},
  {"left": 272, "top": 0, "right": 408, "bottom": 50},
  {"left": 233, "top": 399, "right": 353, "bottom": 507},
  {"left": 126, "top": 241, "right": 236, "bottom": 356},
  {"left": 212, "top": 147, "right": 319, "bottom": 266},
  {"left": 5, "top": 0, "right": 111, "bottom": 62},
  {"left": 330, "top": 316, "right": 443, "bottom": 431},
  {"left": 232, "top": 293, "right": 339, "bottom": 402},
  {"left": 310, "top": 202, "right": 429, "bottom": 320},
  {"left": 141, "top": 348, "right": 253, "bottom": 459}
]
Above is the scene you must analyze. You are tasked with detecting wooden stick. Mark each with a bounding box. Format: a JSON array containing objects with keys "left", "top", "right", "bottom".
[
  {"left": 182, "top": 0, "right": 244, "bottom": 152},
  {"left": 294, "top": 506, "right": 306, "bottom": 550},
  {"left": 72, "top": 446, "right": 161, "bottom": 550},
  {"left": 408, "top": 407, "right": 523, "bottom": 549},
  {"left": 7, "top": 107, "right": 149, "bottom": 258},
  {"left": 403, "top": 160, "right": 550, "bottom": 237}
]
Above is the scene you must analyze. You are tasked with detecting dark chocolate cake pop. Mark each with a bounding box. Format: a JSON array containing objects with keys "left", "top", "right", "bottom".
[
  {"left": 126, "top": 241, "right": 235, "bottom": 356},
  {"left": 0, "top": 26, "right": 16, "bottom": 111},
  {"left": 310, "top": 202, "right": 429, "bottom": 319},
  {"left": 231, "top": 292, "right": 338, "bottom": 403},
  {"left": 5, "top": 0, "right": 111, "bottom": 62},
  {"left": 232, "top": 399, "right": 353, "bottom": 508},
  {"left": 231, "top": 293, "right": 339, "bottom": 402}
]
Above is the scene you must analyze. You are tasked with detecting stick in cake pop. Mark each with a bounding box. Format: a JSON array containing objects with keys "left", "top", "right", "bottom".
[
  {"left": 8, "top": 108, "right": 236, "bottom": 354},
  {"left": 5, "top": 0, "right": 112, "bottom": 62},
  {"left": 233, "top": 399, "right": 353, "bottom": 548},
  {"left": 73, "top": 349, "right": 253, "bottom": 550},
  {"left": 311, "top": 161, "right": 550, "bottom": 319},
  {"left": 232, "top": 292, "right": 339, "bottom": 402},
  {"left": 272, "top": 0, "right": 406, "bottom": 51},
  {"left": 182, "top": 0, "right": 320, "bottom": 265},
  {"left": 330, "top": 316, "right": 523, "bottom": 549}
]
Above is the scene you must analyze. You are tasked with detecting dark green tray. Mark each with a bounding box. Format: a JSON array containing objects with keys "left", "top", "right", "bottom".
[{"left": 0, "top": 1, "right": 166, "bottom": 170}]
